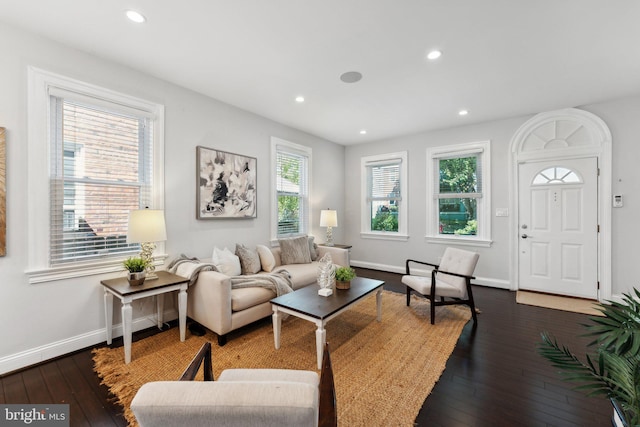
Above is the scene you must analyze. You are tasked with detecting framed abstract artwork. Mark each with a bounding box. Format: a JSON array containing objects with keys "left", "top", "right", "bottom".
[{"left": 196, "top": 146, "right": 257, "bottom": 219}]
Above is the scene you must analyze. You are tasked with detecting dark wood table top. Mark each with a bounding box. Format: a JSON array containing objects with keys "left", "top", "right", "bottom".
[
  {"left": 271, "top": 276, "right": 384, "bottom": 320},
  {"left": 100, "top": 271, "right": 188, "bottom": 296}
]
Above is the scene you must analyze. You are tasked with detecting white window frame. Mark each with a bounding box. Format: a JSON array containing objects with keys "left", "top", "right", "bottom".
[
  {"left": 426, "top": 141, "right": 491, "bottom": 247},
  {"left": 270, "top": 137, "right": 312, "bottom": 243},
  {"left": 26, "top": 67, "right": 165, "bottom": 283},
  {"left": 360, "top": 151, "right": 408, "bottom": 241}
]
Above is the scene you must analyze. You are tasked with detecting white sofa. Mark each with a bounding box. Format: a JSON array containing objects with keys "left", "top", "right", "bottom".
[{"left": 187, "top": 243, "right": 349, "bottom": 345}]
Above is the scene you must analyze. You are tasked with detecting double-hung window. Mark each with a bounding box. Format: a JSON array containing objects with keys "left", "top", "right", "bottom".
[
  {"left": 361, "top": 152, "right": 408, "bottom": 240},
  {"left": 271, "top": 137, "right": 311, "bottom": 239},
  {"left": 426, "top": 141, "right": 491, "bottom": 246},
  {"left": 27, "top": 67, "right": 165, "bottom": 283}
]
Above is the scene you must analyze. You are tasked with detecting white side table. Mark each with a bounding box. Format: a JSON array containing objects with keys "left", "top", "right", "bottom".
[{"left": 101, "top": 271, "right": 189, "bottom": 364}]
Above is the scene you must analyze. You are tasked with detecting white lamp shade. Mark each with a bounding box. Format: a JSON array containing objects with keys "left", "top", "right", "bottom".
[
  {"left": 127, "top": 209, "right": 167, "bottom": 243},
  {"left": 319, "top": 209, "right": 338, "bottom": 228}
]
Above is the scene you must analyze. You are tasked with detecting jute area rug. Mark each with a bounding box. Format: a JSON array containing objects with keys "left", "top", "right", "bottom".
[
  {"left": 516, "top": 290, "right": 604, "bottom": 316},
  {"left": 93, "top": 290, "right": 471, "bottom": 427}
]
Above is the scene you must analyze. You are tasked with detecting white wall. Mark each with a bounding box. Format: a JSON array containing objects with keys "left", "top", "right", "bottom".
[
  {"left": 0, "top": 23, "right": 344, "bottom": 374},
  {"left": 345, "top": 95, "right": 640, "bottom": 298},
  {"left": 2, "top": 19, "right": 639, "bottom": 375}
]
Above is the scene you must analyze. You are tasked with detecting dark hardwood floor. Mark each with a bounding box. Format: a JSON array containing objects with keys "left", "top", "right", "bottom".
[{"left": 1, "top": 268, "right": 612, "bottom": 426}]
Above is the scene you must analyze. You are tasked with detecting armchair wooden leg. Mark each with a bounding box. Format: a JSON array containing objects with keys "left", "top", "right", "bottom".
[{"left": 430, "top": 299, "right": 436, "bottom": 325}]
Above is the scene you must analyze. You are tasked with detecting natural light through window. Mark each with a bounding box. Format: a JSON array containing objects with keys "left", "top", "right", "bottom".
[
  {"left": 532, "top": 167, "right": 581, "bottom": 185},
  {"left": 361, "top": 152, "right": 408, "bottom": 241},
  {"left": 426, "top": 141, "right": 491, "bottom": 247}
]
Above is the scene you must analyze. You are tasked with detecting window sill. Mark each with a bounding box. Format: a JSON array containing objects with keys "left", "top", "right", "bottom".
[
  {"left": 425, "top": 235, "right": 492, "bottom": 248},
  {"left": 360, "top": 232, "right": 409, "bottom": 242},
  {"left": 26, "top": 254, "right": 168, "bottom": 284}
]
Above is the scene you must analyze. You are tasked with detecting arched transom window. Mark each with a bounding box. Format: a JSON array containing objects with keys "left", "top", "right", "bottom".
[{"left": 532, "top": 167, "right": 582, "bottom": 185}]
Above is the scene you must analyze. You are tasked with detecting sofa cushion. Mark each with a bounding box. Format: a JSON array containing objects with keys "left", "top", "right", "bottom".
[
  {"left": 308, "top": 236, "right": 319, "bottom": 261},
  {"left": 236, "top": 244, "right": 261, "bottom": 275},
  {"left": 231, "top": 286, "right": 275, "bottom": 311},
  {"left": 275, "top": 262, "right": 320, "bottom": 289},
  {"left": 212, "top": 247, "right": 242, "bottom": 276},
  {"left": 131, "top": 381, "right": 319, "bottom": 427},
  {"left": 279, "top": 236, "right": 312, "bottom": 265},
  {"left": 256, "top": 244, "right": 276, "bottom": 272}
]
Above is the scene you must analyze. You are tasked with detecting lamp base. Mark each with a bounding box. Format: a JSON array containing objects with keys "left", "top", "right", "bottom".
[{"left": 325, "top": 226, "right": 334, "bottom": 247}]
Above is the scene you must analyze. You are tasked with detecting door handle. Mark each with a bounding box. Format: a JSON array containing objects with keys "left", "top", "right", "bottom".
[{"left": 521, "top": 234, "right": 531, "bottom": 239}]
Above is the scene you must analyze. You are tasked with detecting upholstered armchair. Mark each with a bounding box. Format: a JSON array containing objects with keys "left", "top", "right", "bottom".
[
  {"left": 402, "top": 247, "right": 479, "bottom": 324},
  {"left": 131, "top": 342, "right": 337, "bottom": 427}
]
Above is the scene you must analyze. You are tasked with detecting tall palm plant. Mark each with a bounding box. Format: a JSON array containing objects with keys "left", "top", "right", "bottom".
[{"left": 538, "top": 289, "right": 640, "bottom": 426}]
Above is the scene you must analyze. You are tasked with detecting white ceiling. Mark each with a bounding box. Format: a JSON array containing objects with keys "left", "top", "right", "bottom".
[{"left": 2, "top": 1, "right": 640, "bottom": 145}]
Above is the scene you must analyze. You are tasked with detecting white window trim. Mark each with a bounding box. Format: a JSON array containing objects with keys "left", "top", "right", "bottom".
[
  {"left": 270, "top": 136, "right": 312, "bottom": 244},
  {"left": 425, "top": 141, "right": 492, "bottom": 248},
  {"left": 26, "top": 67, "right": 165, "bottom": 283},
  {"left": 360, "top": 151, "right": 408, "bottom": 241}
]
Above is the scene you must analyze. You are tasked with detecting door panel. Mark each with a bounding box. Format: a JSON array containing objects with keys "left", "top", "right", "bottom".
[{"left": 518, "top": 158, "right": 598, "bottom": 299}]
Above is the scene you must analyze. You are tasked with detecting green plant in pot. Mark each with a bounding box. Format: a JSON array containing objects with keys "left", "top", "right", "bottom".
[
  {"left": 123, "top": 257, "right": 150, "bottom": 286},
  {"left": 335, "top": 266, "right": 356, "bottom": 290},
  {"left": 538, "top": 289, "right": 640, "bottom": 426}
]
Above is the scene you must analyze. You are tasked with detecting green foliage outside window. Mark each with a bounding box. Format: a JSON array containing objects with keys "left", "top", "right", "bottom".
[
  {"left": 439, "top": 157, "right": 478, "bottom": 235},
  {"left": 372, "top": 205, "right": 398, "bottom": 231}
]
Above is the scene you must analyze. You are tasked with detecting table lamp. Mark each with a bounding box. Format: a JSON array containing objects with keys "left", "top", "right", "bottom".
[
  {"left": 127, "top": 208, "right": 167, "bottom": 280},
  {"left": 319, "top": 209, "right": 337, "bottom": 246}
]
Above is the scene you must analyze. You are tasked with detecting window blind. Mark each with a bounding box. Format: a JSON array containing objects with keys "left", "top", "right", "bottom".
[
  {"left": 49, "top": 96, "right": 153, "bottom": 264},
  {"left": 368, "top": 163, "right": 401, "bottom": 201}
]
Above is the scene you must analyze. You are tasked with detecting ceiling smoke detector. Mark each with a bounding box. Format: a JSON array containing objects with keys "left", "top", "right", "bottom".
[{"left": 340, "top": 71, "right": 363, "bottom": 83}]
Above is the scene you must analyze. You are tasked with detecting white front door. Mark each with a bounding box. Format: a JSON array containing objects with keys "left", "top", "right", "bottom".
[{"left": 518, "top": 158, "right": 598, "bottom": 299}]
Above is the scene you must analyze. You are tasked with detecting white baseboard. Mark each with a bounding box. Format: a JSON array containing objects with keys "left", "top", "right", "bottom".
[
  {"left": 350, "top": 260, "right": 512, "bottom": 290},
  {"left": 0, "top": 308, "right": 178, "bottom": 375}
]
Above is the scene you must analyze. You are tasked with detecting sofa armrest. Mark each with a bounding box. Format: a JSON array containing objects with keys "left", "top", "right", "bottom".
[
  {"left": 317, "top": 246, "right": 349, "bottom": 267},
  {"left": 187, "top": 271, "right": 233, "bottom": 336},
  {"left": 131, "top": 381, "right": 319, "bottom": 427}
]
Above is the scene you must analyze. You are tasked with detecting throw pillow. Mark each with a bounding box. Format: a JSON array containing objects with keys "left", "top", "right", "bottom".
[
  {"left": 256, "top": 244, "right": 276, "bottom": 272},
  {"left": 212, "top": 247, "right": 242, "bottom": 276},
  {"left": 235, "top": 244, "right": 262, "bottom": 275},
  {"left": 308, "top": 236, "right": 319, "bottom": 261},
  {"left": 279, "top": 235, "right": 312, "bottom": 265}
]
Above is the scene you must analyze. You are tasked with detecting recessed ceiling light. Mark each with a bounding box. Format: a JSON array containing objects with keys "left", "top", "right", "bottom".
[
  {"left": 360, "top": 130, "right": 367, "bottom": 135},
  {"left": 458, "top": 109, "right": 469, "bottom": 116},
  {"left": 427, "top": 50, "right": 442, "bottom": 60},
  {"left": 340, "top": 71, "right": 363, "bottom": 83},
  {"left": 126, "top": 10, "right": 146, "bottom": 23},
  {"left": 295, "top": 96, "right": 305, "bottom": 103}
]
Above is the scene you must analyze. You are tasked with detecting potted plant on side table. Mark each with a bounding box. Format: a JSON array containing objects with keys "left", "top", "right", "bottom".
[
  {"left": 123, "top": 257, "right": 149, "bottom": 286},
  {"left": 538, "top": 289, "right": 640, "bottom": 427},
  {"left": 335, "top": 266, "right": 356, "bottom": 290}
]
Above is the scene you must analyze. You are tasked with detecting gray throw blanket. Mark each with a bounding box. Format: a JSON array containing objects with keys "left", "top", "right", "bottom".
[
  {"left": 168, "top": 254, "right": 294, "bottom": 296},
  {"left": 230, "top": 270, "right": 294, "bottom": 297},
  {"left": 168, "top": 254, "right": 218, "bottom": 286}
]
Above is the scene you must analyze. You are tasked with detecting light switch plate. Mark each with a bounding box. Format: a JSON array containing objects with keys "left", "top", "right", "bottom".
[
  {"left": 613, "top": 195, "right": 623, "bottom": 208},
  {"left": 495, "top": 208, "right": 509, "bottom": 217}
]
